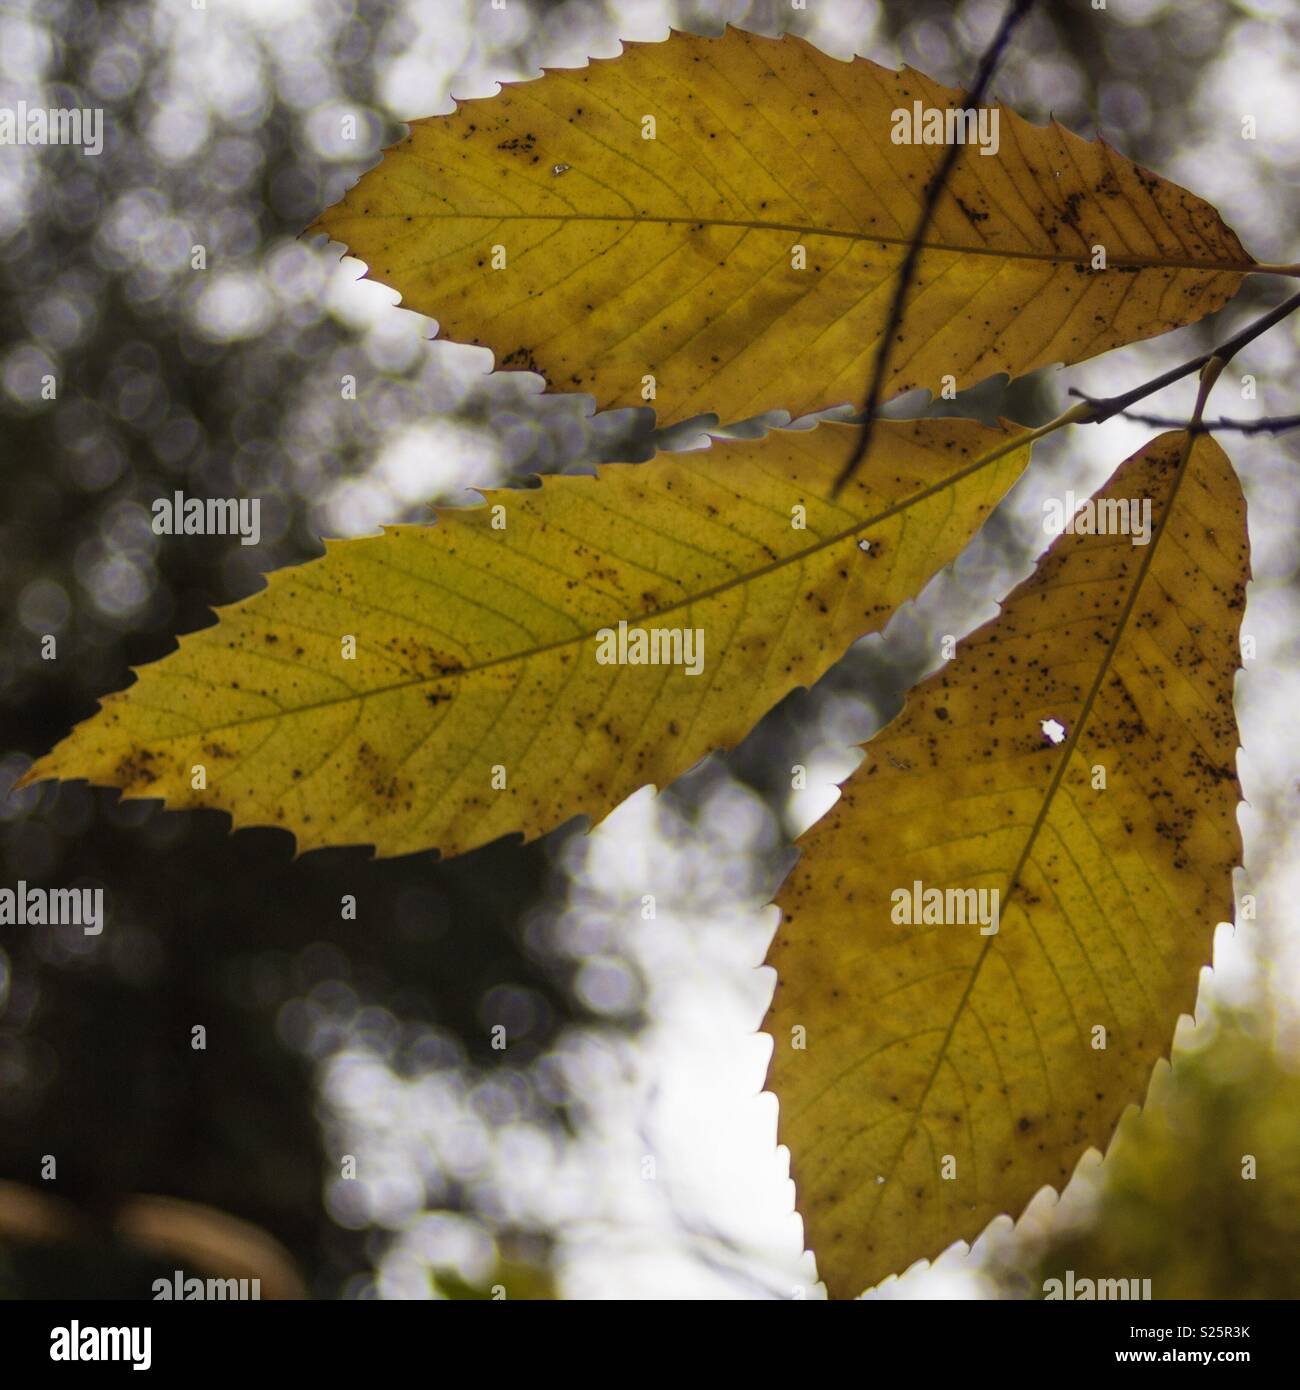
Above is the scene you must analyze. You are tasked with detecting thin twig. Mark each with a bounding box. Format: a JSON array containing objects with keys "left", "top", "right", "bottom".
[
  {"left": 918, "top": 291, "right": 1300, "bottom": 476},
  {"left": 1066, "top": 290, "right": 1300, "bottom": 425},
  {"left": 830, "top": 0, "right": 1035, "bottom": 499},
  {"left": 1075, "top": 408, "right": 1300, "bottom": 436}
]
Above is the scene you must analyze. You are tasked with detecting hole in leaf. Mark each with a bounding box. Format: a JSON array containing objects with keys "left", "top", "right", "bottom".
[{"left": 1040, "top": 718, "right": 1068, "bottom": 745}]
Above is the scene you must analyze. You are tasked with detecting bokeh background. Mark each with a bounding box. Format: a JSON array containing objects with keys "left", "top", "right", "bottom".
[{"left": 1, "top": 0, "right": 1297, "bottom": 1299}]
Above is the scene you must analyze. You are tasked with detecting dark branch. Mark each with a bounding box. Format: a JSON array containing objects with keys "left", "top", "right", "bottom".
[
  {"left": 830, "top": 0, "right": 1035, "bottom": 499},
  {"left": 1071, "top": 407, "right": 1300, "bottom": 436},
  {"left": 1067, "top": 289, "right": 1300, "bottom": 425}
]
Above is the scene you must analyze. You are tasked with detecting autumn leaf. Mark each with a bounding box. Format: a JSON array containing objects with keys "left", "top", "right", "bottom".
[
  {"left": 311, "top": 27, "right": 1257, "bottom": 428},
  {"left": 764, "top": 431, "right": 1247, "bottom": 1299},
  {"left": 23, "top": 419, "right": 1031, "bottom": 859}
]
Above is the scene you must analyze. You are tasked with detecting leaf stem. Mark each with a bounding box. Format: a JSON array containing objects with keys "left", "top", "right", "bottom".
[{"left": 1191, "top": 355, "right": 1226, "bottom": 429}]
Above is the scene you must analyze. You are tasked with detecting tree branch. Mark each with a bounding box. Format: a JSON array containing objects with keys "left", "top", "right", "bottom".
[
  {"left": 936, "top": 292, "right": 1300, "bottom": 467},
  {"left": 1066, "top": 289, "right": 1300, "bottom": 425},
  {"left": 1072, "top": 408, "right": 1300, "bottom": 436},
  {"left": 830, "top": 0, "right": 1035, "bottom": 500}
]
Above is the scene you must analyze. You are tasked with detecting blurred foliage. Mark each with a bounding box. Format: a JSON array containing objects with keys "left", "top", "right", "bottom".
[
  {"left": 986, "top": 1015, "right": 1300, "bottom": 1300},
  {"left": 434, "top": 1254, "right": 555, "bottom": 1300}
]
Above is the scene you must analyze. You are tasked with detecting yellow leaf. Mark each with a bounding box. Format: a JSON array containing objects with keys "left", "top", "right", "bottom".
[
  {"left": 24, "top": 419, "right": 1031, "bottom": 859},
  {"left": 765, "top": 431, "right": 1247, "bottom": 1298},
  {"left": 311, "top": 28, "right": 1257, "bottom": 427}
]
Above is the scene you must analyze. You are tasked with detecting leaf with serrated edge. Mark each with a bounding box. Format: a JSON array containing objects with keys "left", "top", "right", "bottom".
[
  {"left": 23, "top": 418, "right": 1030, "bottom": 859},
  {"left": 765, "top": 432, "right": 1247, "bottom": 1298},
  {"left": 311, "top": 27, "right": 1257, "bottom": 427}
]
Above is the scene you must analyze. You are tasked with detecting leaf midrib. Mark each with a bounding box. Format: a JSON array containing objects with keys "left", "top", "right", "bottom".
[
  {"left": 98, "top": 432, "right": 1030, "bottom": 744},
  {"left": 859, "top": 431, "right": 1198, "bottom": 1232},
  {"left": 323, "top": 209, "right": 1255, "bottom": 276}
]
